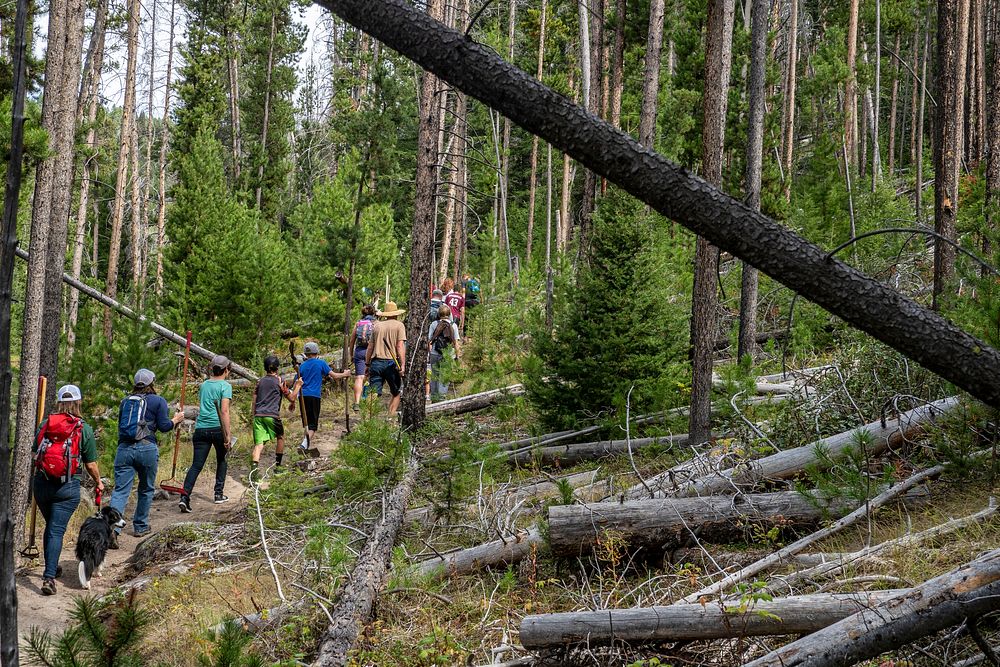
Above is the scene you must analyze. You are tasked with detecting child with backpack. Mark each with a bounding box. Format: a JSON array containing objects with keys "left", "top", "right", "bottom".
[
  {"left": 179, "top": 356, "right": 234, "bottom": 512},
  {"left": 33, "top": 385, "right": 104, "bottom": 595},
  {"left": 251, "top": 355, "right": 303, "bottom": 474},
  {"left": 109, "top": 369, "right": 185, "bottom": 543},
  {"left": 349, "top": 305, "right": 378, "bottom": 412},
  {"left": 428, "top": 304, "right": 462, "bottom": 401}
]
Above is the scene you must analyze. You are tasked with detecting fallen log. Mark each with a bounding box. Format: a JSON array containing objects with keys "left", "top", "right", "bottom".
[
  {"left": 743, "top": 549, "right": 1000, "bottom": 667},
  {"left": 511, "top": 433, "right": 693, "bottom": 467},
  {"left": 680, "top": 458, "right": 963, "bottom": 604},
  {"left": 519, "top": 590, "right": 904, "bottom": 649},
  {"left": 549, "top": 490, "right": 886, "bottom": 557},
  {"left": 425, "top": 384, "right": 524, "bottom": 416},
  {"left": 14, "top": 247, "right": 258, "bottom": 382},
  {"left": 416, "top": 527, "right": 543, "bottom": 580},
  {"left": 639, "top": 397, "right": 961, "bottom": 499},
  {"left": 312, "top": 454, "right": 420, "bottom": 667}
]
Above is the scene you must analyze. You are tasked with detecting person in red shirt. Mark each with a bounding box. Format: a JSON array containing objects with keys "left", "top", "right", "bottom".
[{"left": 442, "top": 278, "right": 465, "bottom": 325}]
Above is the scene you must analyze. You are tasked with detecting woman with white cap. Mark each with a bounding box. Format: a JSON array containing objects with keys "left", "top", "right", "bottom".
[
  {"left": 178, "top": 355, "right": 233, "bottom": 512},
  {"left": 108, "top": 369, "right": 185, "bottom": 544},
  {"left": 32, "top": 384, "right": 103, "bottom": 595}
]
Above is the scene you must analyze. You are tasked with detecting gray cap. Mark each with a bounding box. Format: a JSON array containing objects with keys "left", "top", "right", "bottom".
[
  {"left": 210, "top": 354, "right": 231, "bottom": 370},
  {"left": 304, "top": 341, "right": 320, "bottom": 355},
  {"left": 432, "top": 289, "right": 443, "bottom": 297},
  {"left": 134, "top": 368, "right": 155, "bottom": 388},
  {"left": 56, "top": 384, "right": 82, "bottom": 402}
]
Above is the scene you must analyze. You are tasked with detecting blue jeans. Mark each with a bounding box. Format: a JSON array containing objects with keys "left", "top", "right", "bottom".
[
  {"left": 368, "top": 358, "right": 402, "bottom": 397},
  {"left": 428, "top": 352, "right": 449, "bottom": 399},
  {"left": 183, "top": 428, "right": 227, "bottom": 497},
  {"left": 33, "top": 476, "right": 80, "bottom": 579},
  {"left": 110, "top": 442, "right": 159, "bottom": 534}
]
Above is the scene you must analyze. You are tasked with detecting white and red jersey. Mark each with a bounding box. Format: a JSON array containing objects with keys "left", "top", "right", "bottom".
[{"left": 443, "top": 290, "right": 465, "bottom": 321}]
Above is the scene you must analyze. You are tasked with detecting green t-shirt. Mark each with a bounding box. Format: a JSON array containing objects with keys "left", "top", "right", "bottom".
[
  {"left": 35, "top": 418, "right": 97, "bottom": 480},
  {"left": 195, "top": 379, "right": 233, "bottom": 429}
]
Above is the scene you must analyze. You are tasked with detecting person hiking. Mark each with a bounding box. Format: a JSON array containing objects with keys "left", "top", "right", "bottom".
[
  {"left": 428, "top": 288, "right": 445, "bottom": 323},
  {"left": 463, "top": 273, "right": 481, "bottom": 312},
  {"left": 364, "top": 301, "right": 407, "bottom": 416},
  {"left": 109, "top": 369, "right": 185, "bottom": 544},
  {"left": 297, "top": 341, "right": 351, "bottom": 447},
  {"left": 33, "top": 385, "right": 104, "bottom": 595},
  {"left": 348, "top": 305, "right": 378, "bottom": 412},
  {"left": 443, "top": 279, "right": 465, "bottom": 327},
  {"left": 428, "top": 304, "right": 462, "bottom": 401},
  {"left": 251, "top": 355, "right": 303, "bottom": 474},
  {"left": 179, "top": 355, "right": 234, "bottom": 512}
]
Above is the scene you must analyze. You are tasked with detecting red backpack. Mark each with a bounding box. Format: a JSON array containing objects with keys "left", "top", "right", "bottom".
[{"left": 35, "top": 414, "right": 84, "bottom": 482}]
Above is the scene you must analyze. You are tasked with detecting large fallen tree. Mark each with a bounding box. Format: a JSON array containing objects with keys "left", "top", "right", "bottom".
[
  {"left": 518, "top": 590, "right": 904, "bottom": 649},
  {"left": 510, "top": 433, "right": 694, "bottom": 467},
  {"left": 743, "top": 548, "right": 1000, "bottom": 667},
  {"left": 548, "top": 489, "right": 915, "bottom": 557},
  {"left": 313, "top": 0, "right": 1000, "bottom": 410}
]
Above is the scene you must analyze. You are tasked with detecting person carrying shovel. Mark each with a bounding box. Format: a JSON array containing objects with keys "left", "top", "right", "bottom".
[
  {"left": 297, "top": 342, "right": 351, "bottom": 449},
  {"left": 251, "top": 355, "right": 302, "bottom": 474},
  {"left": 179, "top": 355, "right": 234, "bottom": 512}
]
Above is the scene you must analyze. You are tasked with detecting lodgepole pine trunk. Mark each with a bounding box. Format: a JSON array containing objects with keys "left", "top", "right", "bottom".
[
  {"left": 737, "top": 0, "right": 769, "bottom": 362},
  {"left": 609, "top": 0, "right": 625, "bottom": 130},
  {"left": 498, "top": 0, "right": 516, "bottom": 276},
  {"left": 909, "top": 30, "right": 919, "bottom": 168},
  {"left": 519, "top": 590, "right": 905, "bottom": 649},
  {"left": 67, "top": 0, "right": 108, "bottom": 360},
  {"left": 887, "top": 33, "right": 901, "bottom": 178},
  {"left": 744, "top": 549, "right": 1000, "bottom": 667},
  {"left": 312, "top": 455, "right": 419, "bottom": 666},
  {"left": 254, "top": 12, "right": 277, "bottom": 210},
  {"left": 400, "top": 0, "right": 443, "bottom": 431},
  {"left": 155, "top": 0, "right": 177, "bottom": 297},
  {"left": 317, "top": 0, "right": 1000, "bottom": 408},
  {"left": 129, "top": 95, "right": 142, "bottom": 291},
  {"left": 104, "top": 0, "right": 140, "bottom": 341},
  {"left": 845, "top": 0, "right": 860, "bottom": 168},
  {"left": 225, "top": 0, "right": 243, "bottom": 181},
  {"left": 985, "top": 0, "right": 1000, "bottom": 268},
  {"left": 689, "top": 0, "right": 735, "bottom": 446},
  {"left": 639, "top": 0, "right": 665, "bottom": 147},
  {"left": 780, "top": 0, "right": 798, "bottom": 201},
  {"left": 525, "top": 0, "right": 548, "bottom": 266},
  {"left": 917, "top": 26, "right": 929, "bottom": 222},
  {"left": 140, "top": 0, "right": 157, "bottom": 293},
  {"left": 0, "top": 0, "right": 29, "bottom": 652}
]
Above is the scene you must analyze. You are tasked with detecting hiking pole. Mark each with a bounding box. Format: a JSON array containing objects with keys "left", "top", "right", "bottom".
[
  {"left": 160, "top": 330, "right": 191, "bottom": 495},
  {"left": 20, "top": 375, "right": 47, "bottom": 559}
]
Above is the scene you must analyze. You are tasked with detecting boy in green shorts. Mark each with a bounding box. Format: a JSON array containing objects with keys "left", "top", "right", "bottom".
[{"left": 251, "top": 355, "right": 303, "bottom": 474}]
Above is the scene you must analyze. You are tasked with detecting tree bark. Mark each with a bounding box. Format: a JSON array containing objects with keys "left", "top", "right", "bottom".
[
  {"left": 416, "top": 527, "right": 543, "bottom": 579},
  {"left": 104, "top": 0, "right": 140, "bottom": 341},
  {"left": 225, "top": 1, "right": 243, "bottom": 181},
  {"left": 744, "top": 549, "right": 1000, "bottom": 667},
  {"left": 985, "top": 0, "right": 1000, "bottom": 269},
  {"left": 510, "top": 433, "right": 692, "bottom": 467},
  {"left": 845, "top": 0, "right": 860, "bottom": 168},
  {"left": 425, "top": 384, "right": 524, "bottom": 417},
  {"left": 549, "top": 490, "right": 863, "bottom": 557},
  {"left": 917, "top": 26, "right": 929, "bottom": 222},
  {"left": 318, "top": 0, "right": 1000, "bottom": 408},
  {"left": 689, "top": 0, "right": 735, "bottom": 446},
  {"left": 780, "top": 0, "right": 798, "bottom": 200},
  {"left": 934, "top": 0, "right": 971, "bottom": 307},
  {"left": 140, "top": 0, "right": 157, "bottom": 294},
  {"left": 254, "top": 11, "right": 277, "bottom": 210},
  {"left": 399, "top": 0, "right": 443, "bottom": 431},
  {"left": 909, "top": 30, "right": 920, "bottom": 168},
  {"left": 312, "top": 455, "right": 419, "bottom": 667},
  {"left": 67, "top": 0, "right": 108, "bottom": 360},
  {"left": 887, "top": 33, "right": 901, "bottom": 178},
  {"left": 525, "top": 0, "right": 548, "bottom": 266},
  {"left": 872, "top": 0, "right": 882, "bottom": 189},
  {"left": 639, "top": 0, "right": 665, "bottom": 147},
  {"left": 609, "top": 0, "right": 625, "bottom": 129},
  {"left": 155, "top": 0, "right": 177, "bottom": 297},
  {"left": 129, "top": 91, "right": 142, "bottom": 291},
  {"left": 738, "top": 0, "right": 769, "bottom": 362},
  {"left": 498, "top": 0, "right": 516, "bottom": 275},
  {"left": 519, "top": 590, "right": 904, "bottom": 649}
]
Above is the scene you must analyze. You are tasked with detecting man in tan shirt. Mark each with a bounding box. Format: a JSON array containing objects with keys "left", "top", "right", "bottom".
[{"left": 364, "top": 301, "right": 408, "bottom": 416}]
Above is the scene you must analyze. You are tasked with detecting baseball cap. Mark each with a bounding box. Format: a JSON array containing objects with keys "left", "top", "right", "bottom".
[
  {"left": 56, "top": 384, "right": 82, "bottom": 402},
  {"left": 432, "top": 289, "right": 443, "bottom": 297},
  {"left": 134, "top": 368, "right": 156, "bottom": 388},
  {"left": 211, "top": 355, "right": 231, "bottom": 370},
  {"left": 304, "top": 342, "right": 320, "bottom": 354}
]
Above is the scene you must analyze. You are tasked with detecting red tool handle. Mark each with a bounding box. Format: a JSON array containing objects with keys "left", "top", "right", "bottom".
[
  {"left": 95, "top": 487, "right": 102, "bottom": 508},
  {"left": 169, "top": 331, "right": 193, "bottom": 478}
]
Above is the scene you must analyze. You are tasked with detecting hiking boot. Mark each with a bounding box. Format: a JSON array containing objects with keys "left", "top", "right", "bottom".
[
  {"left": 108, "top": 532, "right": 120, "bottom": 550},
  {"left": 41, "top": 578, "right": 56, "bottom": 596},
  {"left": 352, "top": 403, "right": 360, "bottom": 413},
  {"left": 214, "top": 494, "right": 229, "bottom": 504},
  {"left": 178, "top": 495, "right": 192, "bottom": 513},
  {"left": 133, "top": 528, "right": 150, "bottom": 538}
]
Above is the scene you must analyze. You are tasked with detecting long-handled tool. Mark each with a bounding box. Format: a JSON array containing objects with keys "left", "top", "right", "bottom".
[
  {"left": 160, "top": 330, "right": 191, "bottom": 495},
  {"left": 20, "top": 375, "right": 47, "bottom": 559}
]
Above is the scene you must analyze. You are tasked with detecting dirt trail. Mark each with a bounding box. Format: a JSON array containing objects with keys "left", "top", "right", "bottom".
[{"left": 16, "top": 407, "right": 349, "bottom": 639}]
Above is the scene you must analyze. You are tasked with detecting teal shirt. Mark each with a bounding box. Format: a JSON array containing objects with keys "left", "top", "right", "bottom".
[{"left": 195, "top": 379, "right": 233, "bottom": 429}]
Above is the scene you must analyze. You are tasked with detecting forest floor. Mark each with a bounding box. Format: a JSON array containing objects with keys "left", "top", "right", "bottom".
[{"left": 14, "top": 395, "right": 350, "bottom": 651}]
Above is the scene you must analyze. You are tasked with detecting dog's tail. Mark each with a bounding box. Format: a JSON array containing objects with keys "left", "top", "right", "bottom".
[{"left": 78, "top": 555, "right": 96, "bottom": 590}]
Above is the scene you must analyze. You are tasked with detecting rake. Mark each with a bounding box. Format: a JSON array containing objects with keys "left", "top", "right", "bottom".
[
  {"left": 160, "top": 330, "right": 192, "bottom": 495},
  {"left": 19, "top": 375, "right": 47, "bottom": 559}
]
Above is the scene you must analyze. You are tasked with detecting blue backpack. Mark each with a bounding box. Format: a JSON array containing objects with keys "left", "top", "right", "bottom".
[{"left": 118, "top": 394, "right": 152, "bottom": 443}]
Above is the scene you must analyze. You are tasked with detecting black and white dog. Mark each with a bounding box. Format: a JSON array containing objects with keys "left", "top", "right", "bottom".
[{"left": 75, "top": 505, "right": 126, "bottom": 590}]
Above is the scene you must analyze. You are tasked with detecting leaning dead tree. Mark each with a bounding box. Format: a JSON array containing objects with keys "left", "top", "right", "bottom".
[
  {"left": 744, "top": 548, "right": 1000, "bottom": 667},
  {"left": 312, "top": 454, "right": 420, "bottom": 667},
  {"left": 315, "top": 0, "right": 1000, "bottom": 409}
]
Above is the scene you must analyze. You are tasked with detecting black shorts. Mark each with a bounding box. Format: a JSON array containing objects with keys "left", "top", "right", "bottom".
[{"left": 302, "top": 396, "right": 321, "bottom": 431}]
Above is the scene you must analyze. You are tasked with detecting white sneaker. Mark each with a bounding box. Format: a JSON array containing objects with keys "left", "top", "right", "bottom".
[{"left": 299, "top": 437, "right": 309, "bottom": 450}]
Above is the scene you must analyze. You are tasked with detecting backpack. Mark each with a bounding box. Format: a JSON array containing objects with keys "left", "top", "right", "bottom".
[
  {"left": 466, "top": 278, "right": 480, "bottom": 297},
  {"left": 354, "top": 318, "right": 375, "bottom": 348},
  {"left": 118, "top": 394, "right": 153, "bottom": 443},
  {"left": 34, "top": 414, "right": 84, "bottom": 482},
  {"left": 431, "top": 321, "right": 455, "bottom": 355}
]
